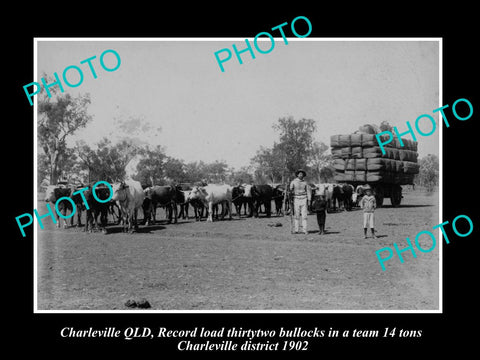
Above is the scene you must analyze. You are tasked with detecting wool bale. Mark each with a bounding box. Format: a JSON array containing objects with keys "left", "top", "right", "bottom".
[
  {"left": 355, "top": 158, "right": 367, "bottom": 171},
  {"left": 366, "top": 171, "right": 383, "bottom": 182},
  {"left": 333, "top": 158, "right": 346, "bottom": 172},
  {"left": 385, "top": 159, "right": 394, "bottom": 172},
  {"left": 393, "top": 138, "right": 402, "bottom": 148},
  {"left": 398, "top": 148, "right": 408, "bottom": 161},
  {"left": 331, "top": 148, "right": 342, "bottom": 158},
  {"left": 350, "top": 133, "right": 363, "bottom": 146},
  {"left": 330, "top": 134, "right": 341, "bottom": 148},
  {"left": 410, "top": 141, "right": 418, "bottom": 151},
  {"left": 390, "top": 148, "right": 400, "bottom": 160},
  {"left": 363, "top": 146, "right": 384, "bottom": 158},
  {"left": 346, "top": 158, "right": 356, "bottom": 171},
  {"left": 402, "top": 138, "right": 413, "bottom": 151},
  {"left": 341, "top": 146, "right": 352, "bottom": 158},
  {"left": 394, "top": 160, "right": 404, "bottom": 172},
  {"left": 355, "top": 170, "right": 366, "bottom": 182},
  {"left": 361, "top": 133, "right": 377, "bottom": 147},
  {"left": 344, "top": 170, "right": 355, "bottom": 181},
  {"left": 366, "top": 158, "right": 385, "bottom": 171},
  {"left": 339, "top": 134, "right": 351, "bottom": 147},
  {"left": 334, "top": 173, "right": 345, "bottom": 182},
  {"left": 351, "top": 146, "right": 363, "bottom": 158},
  {"left": 403, "top": 161, "right": 420, "bottom": 174}
]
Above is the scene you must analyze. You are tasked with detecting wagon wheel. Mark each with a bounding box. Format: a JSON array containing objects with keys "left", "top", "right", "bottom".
[
  {"left": 373, "top": 186, "right": 384, "bottom": 207},
  {"left": 390, "top": 185, "right": 402, "bottom": 207}
]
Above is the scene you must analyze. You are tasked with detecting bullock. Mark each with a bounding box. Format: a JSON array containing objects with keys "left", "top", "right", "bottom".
[
  {"left": 272, "top": 185, "right": 287, "bottom": 216},
  {"left": 177, "top": 189, "right": 190, "bottom": 219},
  {"left": 44, "top": 184, "right": 82, "bottom": 228},
  {"left": 231, "top": 185, "right": 246, "bottom": 218},
  {"left": 316, "top": 183, "right": 335, "bottom": 213},
  {"left": 174, "top": 186, "right": 203, "bottom": 221},
  {"left": 187, "top": 184, "right": 233, "bottom": 222},
  {"left": 251, "top": 184, "right": 273, "bottom": 218},
  {"left": 190, "top": 197, "right": 206, "bottom": 221},
  {"left": 84, "top": 183, "right": 111, "bottom": 233},
  {"left": 342, "top": 183, "right": 355, "bottom": 211},
  {"left": 240, "top": 184, "right": 254, "bottom": 217},
  {"left": 353, "top": 184, "right": 368, "bottom": 207},
  {"left": 143, "top": 185, "right": 178, "bottom": 224},
  {"left": 331, "top": 184, "right": 344, "bottom": 212},
  {"left": 177, "top": 188, "right": 205, "bottom": 221},
  {"left": 108, "top": 200, "right": 122, "bottom": 224},
  {"left": 111, "top": 180, "right": 145, "bottom": 232}
]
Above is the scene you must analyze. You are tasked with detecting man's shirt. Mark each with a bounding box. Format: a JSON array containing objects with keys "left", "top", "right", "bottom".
[{"left": 289, "top": 178, "right": 311, "bottom": 201}]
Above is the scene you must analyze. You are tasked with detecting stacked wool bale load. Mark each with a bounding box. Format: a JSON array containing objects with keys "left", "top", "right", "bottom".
[{"left": 330, "top": 131, "right": 419, "bottom": 184}]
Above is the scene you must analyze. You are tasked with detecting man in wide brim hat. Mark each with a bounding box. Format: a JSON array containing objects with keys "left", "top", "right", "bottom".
[{"left": 289, "top": 169, "right": 311, "bottom": 234}]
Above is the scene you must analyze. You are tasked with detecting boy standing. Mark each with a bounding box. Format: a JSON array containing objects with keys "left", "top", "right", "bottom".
[
  {"left": 359, "top": 185, "right": 377, "bottom": 239},
  {"left": 311, "top": 194, "right": 327, "bottom": 235},
  {"left": 289, "top": 169, "right": 311, "bottom": 234}
]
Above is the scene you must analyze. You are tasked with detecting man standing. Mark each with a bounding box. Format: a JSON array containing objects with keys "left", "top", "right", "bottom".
[{"left": 289, "top": 169, "right": 311, "bottom": 234}]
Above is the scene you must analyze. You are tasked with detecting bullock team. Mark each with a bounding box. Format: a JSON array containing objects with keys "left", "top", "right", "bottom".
[{"left": 43, "top": 180, "right": 368, "bottom": 234}]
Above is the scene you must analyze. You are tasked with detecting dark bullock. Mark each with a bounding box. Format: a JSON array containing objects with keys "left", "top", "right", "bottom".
[
  {"left": 272, "top": 185, "right": 287, "bottom": 216},
  {"left": 143, "top": 185, "right": 178, "bottom": 224},
  {"left": 331, "top": 184, "right": 344, "bottom": 212},
  {"left": 342, "top": 183, "right": 355, "bottom": 211},
  {"left": 44, "top": 184, "right": 84, "bottom": 228},
  {"left": 84, "top": 183, "right": 111, "bottom": 233},
  {"left": 251, "top": 184, "right": 273, "bottom": 218},
  {"left": 232, "top": 186, "right": 245, "bottom": 218}
]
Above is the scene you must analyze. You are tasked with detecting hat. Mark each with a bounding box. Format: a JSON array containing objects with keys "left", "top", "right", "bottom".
[
  {"left": 363, "top": 184, "right": 372, "bottom": 190},
  {"left": 295, "top": 169, "right": 306, "bottom": 176}
]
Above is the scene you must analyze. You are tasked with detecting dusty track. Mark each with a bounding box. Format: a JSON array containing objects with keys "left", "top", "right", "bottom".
[{"left": 36, "top": 189, "right": 439, "bottom": 310}]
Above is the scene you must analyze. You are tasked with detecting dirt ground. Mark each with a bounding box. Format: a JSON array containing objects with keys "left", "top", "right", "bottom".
[{"left": 36, "top": 188, "right": 439, "bottom": 311}]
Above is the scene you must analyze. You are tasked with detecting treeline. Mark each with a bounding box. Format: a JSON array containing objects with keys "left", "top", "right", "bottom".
[{"left": 37, "top": 91, "right": 439, "bottom": 191}]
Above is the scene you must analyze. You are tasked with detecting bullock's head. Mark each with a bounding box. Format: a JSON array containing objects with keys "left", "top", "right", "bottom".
[
  {"left": 93, "top": 185, "right": 112, "bottom": 202},
  {"left": 44, "top": 185, "right": 57, "bottom": 202},
  {"left": 187, "top": 186, "right": 207, "bottom": 201},
  {"left": 111, "top": 181, "right": 128, "bottom": 202},
  {"left": 143, "top": 186, "right": 153, "bottom": 199},
  {"left": 352, "top": 192, "right": 358, "bottom": 203},
  {"left": 242, "top": 184, "right": 253, "bottom": 198},
  {"left": 44, "top": 185, "right": 71, "bottom": 202},
  {"left": 232, "top": 186, "right": 245, "bottom": 198}
]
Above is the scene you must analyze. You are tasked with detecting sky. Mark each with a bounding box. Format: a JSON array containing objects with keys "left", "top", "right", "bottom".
[{"left": 36, "top": 39, "right": 440, "bottom": 170}]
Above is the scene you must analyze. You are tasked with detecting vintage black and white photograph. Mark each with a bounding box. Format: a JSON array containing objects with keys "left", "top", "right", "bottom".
[{"left": 34, "top": 39, "right": 440, "bottom": 311}]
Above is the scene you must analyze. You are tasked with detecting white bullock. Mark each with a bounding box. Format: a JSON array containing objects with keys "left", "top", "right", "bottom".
[
  {"left": 313, "top": 183, "right": 335, "bottom": 211},
  {"left": 187, "top": 184, "right": 233, "bottom": 222},
  {"left": 111, "top": 179, "right": 145, "bottom": 232}
]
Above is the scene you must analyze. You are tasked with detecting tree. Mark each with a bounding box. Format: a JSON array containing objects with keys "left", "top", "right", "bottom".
[
  {"left": 229, "top": 166, "right": 254, "bottom": 185},
  {"left": 132, "top": 145, "right": 167, "bottom": 186},
  {"left": 75, "top": 138, "right": 141, "bottom": 183},
  {"left": 273, "top": 116, "right": 316, "bottom": 178},
  {"left": 38, "top": 81, "right": 92, "bottom": 184},
  {"left": 163, "top": 157, "right": 187, "bottom": 184},
  {"left": 184, "top": 161, "right": 207, "bottom": 183},
  {"left": 415, "top": 154, "right": 439, "bottom": 191},
  {"left": 308, "top": 141, "right": 334, "bottom": 183},
  {"left": 204, "top": 160, "right": 229, "bottom": 183},
  {"left": 250, "top": 117, "right": 317, "bottom": 184}
]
